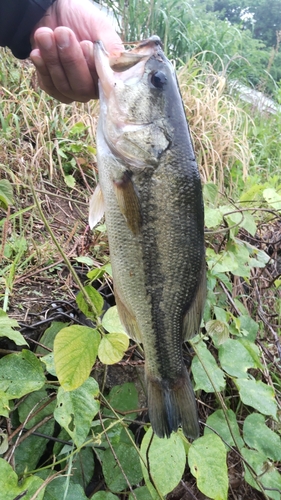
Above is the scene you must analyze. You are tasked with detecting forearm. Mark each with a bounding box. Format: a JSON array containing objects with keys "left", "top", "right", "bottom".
[{"left": 0, "top": 0, "right": 57, "bottom": 58}]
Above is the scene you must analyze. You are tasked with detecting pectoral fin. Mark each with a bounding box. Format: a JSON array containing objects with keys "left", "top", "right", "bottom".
[
  {"left": 113, "top": 172, "right": 142, "bottom": 235},
  {"left": 88, "top": 184, "right": 105, "bottom": 229}
]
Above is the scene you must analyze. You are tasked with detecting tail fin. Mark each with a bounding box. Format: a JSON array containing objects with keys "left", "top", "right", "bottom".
[{"left": 146, "top": 366, "right": 199, "bottom": 439}]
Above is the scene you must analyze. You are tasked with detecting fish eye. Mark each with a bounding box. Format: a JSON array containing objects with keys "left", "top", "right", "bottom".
[{"left": 150, "top": 71, "right": 167, "bottom": 89}]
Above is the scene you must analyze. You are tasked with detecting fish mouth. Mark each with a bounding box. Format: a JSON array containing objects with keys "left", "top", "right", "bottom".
[
  {"left": 94, "top": 36, "right": 164, "bottom": 99},
  {"left": 95, "top": 36, "right": 171, "bottom": 167}
]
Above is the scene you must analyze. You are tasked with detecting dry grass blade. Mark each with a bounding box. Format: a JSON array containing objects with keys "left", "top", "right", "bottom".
[{"left": 178, "top": 56, "right": 253, "bottom": 192}]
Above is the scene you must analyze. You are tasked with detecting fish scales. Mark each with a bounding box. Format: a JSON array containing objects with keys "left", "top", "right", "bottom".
[{"left": 93, "top": 36, "right": 206, "bottom": 438}]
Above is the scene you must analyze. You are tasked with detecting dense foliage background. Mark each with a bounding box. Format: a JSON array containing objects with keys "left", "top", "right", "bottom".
[{"left": 0, "top": 1, "right": 281, "bottom": 498}]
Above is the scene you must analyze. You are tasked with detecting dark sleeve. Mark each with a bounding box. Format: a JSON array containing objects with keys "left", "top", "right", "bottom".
[{"left": 0, "top": 0, "right": 57, "bottom": 59}]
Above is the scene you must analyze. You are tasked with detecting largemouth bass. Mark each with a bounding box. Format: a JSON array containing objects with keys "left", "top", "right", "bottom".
[{"left": 90, "top": 36, "right": 206, "bottom": 438}]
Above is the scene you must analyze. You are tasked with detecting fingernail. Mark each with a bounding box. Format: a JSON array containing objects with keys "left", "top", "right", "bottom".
[
  {"left": 56, "top": 29, "right": 70, "bottom": 49},
  {"left": 38, "top": 32, "right": 53, "bottom": 51}
]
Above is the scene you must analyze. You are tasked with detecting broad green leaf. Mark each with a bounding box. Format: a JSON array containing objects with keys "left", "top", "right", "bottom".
[
  {"left": 205, "top": 409, "right": 244, "bottom": 449},
  {"left": 0, "top": 179, "right": 14, "bottom": 208},
  {"left": 263, "top": 187, "right": 281, "bottom": 211},
  {"left": 188, "top": 434, "right": 228, "bottom": 500},
  {"left": 224, "top": 210, "right": 257, "bottom": 236},
  {"left": 205, "top": 320, "right": 229, "bottom": 347},
  {"left": 204, "top": 206, "right": 223, "bottom": 228},
  {"left": 76, "top": 285, "right": 104, "bottom": 319},
  {"left": 52, "top": 428, "right": 72, "bottom": 456},
  {"left": 203, "top": 182, "right": 218, "bottom": 204},
  {"left": 0, "top": 350, "right": 45, "bottom": 402},
  {"left": 18, "top": 388, "right": 56, "bottom": 429},
  {"left": 64, "top": 174, "right": 76, "bottom": 188},
  {"left": 240, "top": 211, "right": 257, "bottom": 237},
  {"left": 15, "top": 388, "right": 56, "bottom": 474},
  {"left": 72, "top": 448, "right": 95, "bottom": 488},
  {"left": 103, "top": 263, "right": 112, "bottom": 276},
  {"left": 58, "top": 447, "right": 95, "bottom": 489},
  {"left": 57, "top": 148, "right": 68, "bottom": 158},
  {"left": 91, "top": 420, "right": 124, "bottom": 448},
  {"left": 92, "top": 493, "right": 119, "bottom": 500},
  {"left": 15, "top": 419, "right": 55, "bottom": 476},
  {"left": 103, "top": 383, "right": 139, "bottom": 421},
  {"left": 41, "top": 352, "right": 57, "bottom": 376},
  {"left": 54, "top": 325, "right": 100, "bottom": 390},
  {"left": 211, "top": 252, "right": 240, "bottom": 275},
  {"left": 140, "top": 428, "right": 186, "bottom": 497},
  {"left": 242, "top": 447, "right": 281, "bottom": 500},
  {"left": 233, "top": 299, "right": 248, "bottom": 316},
  {"left": 70, "top": 121, "right": 86, "bottom": 135},
  {"left": 219, "top": 204, "right": 235, "bottom": 217},
  {"left": 102, "top": 306, "right": 127, "bottom": 334},
  {"left": 219, "top": 339, "right": 257, "bottom": 378},
  {"left": 87, "top": 267, "right": 105, "bottom": 281},
  {"left": 0, "top": 390, "right": 10, "bottom": 417},
  {"left": 36, "top": 321, "right": 66, "bottom": 355},
  {"left": 224, "top": 210, "right": 244, "bottom": 231},
  {"left": 101, "top": 430, "right": 143, "bottom": 493},
  {"left": 191, "top": 340, "right": 226, "bottom": 392},
  {"left": 95, "top": 223, "right": 107, "bottom": 233},
  {"left": 248, "top": 246, "right": 270, "bottom": 268},
  {"left": 238, "top": 338, "right": 263, "bottom": 369},
  {"left": 43, "top": 477, "right": 88, "bottom": 500},
  {"left": 239, "top": 315, "right": 259, "bottom": 341},
  {"left": 54, "top": 377, "right": 99, "bottom": 447},
  {"left": 243, "top": 413, "right": 281, "bottom": 461},
  {"left": 235, "top": 379, "right": 277, "bottom": 419},
  {"left": 0, "top": 458, "right": 45, "bottom": 500},
  {"left": 98, "top": 333, "right": 129, "bottom": 364},
  {"left": 0, "top": 309, "right": 27, "bottom": 346},
  {"left": 209, "top": 238, "right": 268, "bottom": 278},
  {"left": 213, "top": 306, "right": 230, "bottom": 324},
  {"left": 74, "top": 256, "right": 96, "bottom": 266},
  {"left": 240, "top": 184, "right": 264, "bottom": 203},
  {"left": 0, "top": 429, "right": 8, "bottom": 454},
  {"left": 129, "top": 486, "right": 155, "bottom": 500}
]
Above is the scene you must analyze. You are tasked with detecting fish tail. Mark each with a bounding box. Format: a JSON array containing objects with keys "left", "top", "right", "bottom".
[{"left": 146, "top": 366, "right": 199, "bottom": 439}]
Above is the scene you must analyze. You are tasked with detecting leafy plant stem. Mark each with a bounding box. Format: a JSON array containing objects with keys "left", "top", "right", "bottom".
[
  {"left": 4, "top": 414, "right": 54, "bottom": 464},
  {"left": 100, "top": 364, "right": 108, "bottom": 394},
  {"left": 63, "top": 443, "right": 74, "bottom": 500},
  {"left": 98, "top": 410, "right": 138, "bottom": 500},
  {"left": 193, "top": 341, "right": 271, "bottom": 498},
  {"left": 2, "top": 284, "right": 10, "bottom": 313},
  {"left": 22, "top": 434, "right": 96, "bottom": 478},
  {"left": 29, "top": 468, "right": 67, "bottom": 500},
  {"left": 99, "top": 393, "right": 165, "bottom": 499}
]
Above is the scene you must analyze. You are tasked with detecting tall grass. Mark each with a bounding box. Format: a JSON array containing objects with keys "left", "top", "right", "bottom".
[
  {"left": 102, "top": 0, "right": 275, "bottom": 91},
  {"left": 178, "top": 56, "right": 252, "bottom": 192},
  {"left": 1, "top": 44, "right": 278, "bottom": 198}
]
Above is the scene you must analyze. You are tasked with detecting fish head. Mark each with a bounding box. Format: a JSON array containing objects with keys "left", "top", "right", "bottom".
[{"left": 95, "top": 37, "right": 180, "bottom": 168}]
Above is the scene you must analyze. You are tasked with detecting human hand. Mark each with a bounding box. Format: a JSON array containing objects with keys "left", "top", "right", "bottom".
[{"left": 30, "top": 0, "right": 123, "bottom": 103}]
